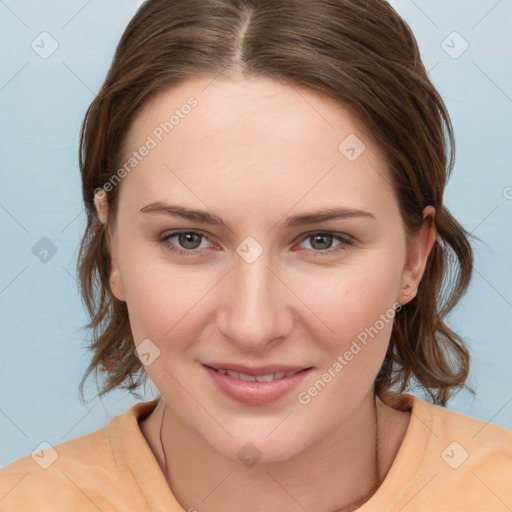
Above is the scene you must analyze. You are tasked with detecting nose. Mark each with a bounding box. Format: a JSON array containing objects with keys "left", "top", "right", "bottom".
[{"left": 216, "top": 249, "right": 294, "bottom": 352}]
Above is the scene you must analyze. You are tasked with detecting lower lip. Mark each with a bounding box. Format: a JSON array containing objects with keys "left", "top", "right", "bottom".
[{"left": 203, "top": 364, "right": 312, "bottom": 406}]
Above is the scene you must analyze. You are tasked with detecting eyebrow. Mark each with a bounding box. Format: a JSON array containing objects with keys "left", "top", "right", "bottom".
[{"left": 138, "top": 201, "right": 376, "bottom": 229}]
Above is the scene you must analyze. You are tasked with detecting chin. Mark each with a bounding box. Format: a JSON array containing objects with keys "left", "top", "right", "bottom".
[{"left": 201, "top": 420, "right": 321, "bottom": 467}]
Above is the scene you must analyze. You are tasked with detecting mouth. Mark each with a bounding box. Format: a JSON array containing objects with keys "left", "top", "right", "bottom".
[{"left": 202, "top": 363, "right": 313, "bottom": 405}]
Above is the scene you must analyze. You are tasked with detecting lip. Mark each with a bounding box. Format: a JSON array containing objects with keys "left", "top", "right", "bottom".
[{"left": 202, "top": 363, "right": 313, "bottom": 406}]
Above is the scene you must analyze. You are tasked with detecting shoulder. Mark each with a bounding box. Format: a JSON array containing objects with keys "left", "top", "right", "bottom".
[
  {"left": 386, "top": 392, "right": 512, "bottom": 457},
  {"left": 422, "top": 397, "right": 512, "bottom": 509},
  {"left": 376, "top": 394, "right": 512, "bottom": 511},
  {"left": 0, "top": 400, "right": 159, "bottom": 512},
  {"left": 417, "top": 395, "right": 512, "bottom": 464},
  {"left": 0, "top": 424, "right": 114, "bottom": 511}
]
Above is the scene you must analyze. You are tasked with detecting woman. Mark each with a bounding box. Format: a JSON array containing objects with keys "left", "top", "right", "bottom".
[{"left": 1, "top": 0, "right": 511, "bottom": 510}]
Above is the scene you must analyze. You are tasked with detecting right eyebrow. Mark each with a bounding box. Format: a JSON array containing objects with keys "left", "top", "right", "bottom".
[{"left": 139, "top": 202, "right": 225, "bottom": 225}]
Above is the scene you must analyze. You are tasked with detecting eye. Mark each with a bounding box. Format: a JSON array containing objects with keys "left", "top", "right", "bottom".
[
  {"left": 297, "top": 232, "right": 354, "bottom": 256},
  {"left": 158, "top": 230, "right": 212, "bottom": 256}
]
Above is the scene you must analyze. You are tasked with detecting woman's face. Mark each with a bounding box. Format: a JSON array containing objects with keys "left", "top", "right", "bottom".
[{"left": 102, "top": 74, "right": 433, "bottom": 463}]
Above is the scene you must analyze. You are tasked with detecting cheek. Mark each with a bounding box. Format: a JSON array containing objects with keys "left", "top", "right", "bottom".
[
  {"left": 121, "top": 259, "right": 211, "bottom": 344},
  {"left": 288, "top": 249, "right": 403, "bottom": 405},
  {"left": 294, "top": 269, "right": 399, "bottom": 423},
  {"left": 117, "top": 241, "right": 229, "bottom": 384},
  {"left": 290, "top": 255, "right": 402, "bottom": 348}
]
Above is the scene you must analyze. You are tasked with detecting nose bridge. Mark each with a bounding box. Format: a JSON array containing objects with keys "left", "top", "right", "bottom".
[{"left": 218, "top": 241, "right": 290, "bottom": 349}]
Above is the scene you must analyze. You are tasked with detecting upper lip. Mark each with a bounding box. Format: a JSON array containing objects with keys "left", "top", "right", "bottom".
[{"left": 203, "top": 362, "right": 311, "bottom": 376}]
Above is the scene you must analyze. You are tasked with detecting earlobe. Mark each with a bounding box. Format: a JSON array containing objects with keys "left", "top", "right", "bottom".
[
  {"left": 108, "top": 228, "right": 126, "bottom": 302},
  {"left": 398, "top": 206, "right": 437, "bottom": 305},
  {"left": 109, "top": 264, "right": 127, "bottom": 302}
]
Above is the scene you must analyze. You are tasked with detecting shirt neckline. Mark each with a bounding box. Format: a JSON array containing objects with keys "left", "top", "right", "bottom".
[{"left": 110, "top": 394, "right": 432, "bottom": 511}]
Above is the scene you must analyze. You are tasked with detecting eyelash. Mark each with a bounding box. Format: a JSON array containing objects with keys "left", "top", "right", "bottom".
[{"left": 157, "top": 230, "right": 354, "bottom": 257}]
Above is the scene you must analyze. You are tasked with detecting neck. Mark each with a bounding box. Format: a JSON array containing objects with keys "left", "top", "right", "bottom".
[{"left": 141, "top": 389, "right": 409, "bottom": 512}]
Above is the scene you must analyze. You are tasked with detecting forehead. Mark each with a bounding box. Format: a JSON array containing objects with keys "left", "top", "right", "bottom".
[{"left": 119, "top": 74, "right": 396, "bottom": 220}]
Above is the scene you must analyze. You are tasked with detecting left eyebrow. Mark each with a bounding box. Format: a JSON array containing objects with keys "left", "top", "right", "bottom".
[{"left": 283, "top": 207, "right": 377, "bottom": 228}]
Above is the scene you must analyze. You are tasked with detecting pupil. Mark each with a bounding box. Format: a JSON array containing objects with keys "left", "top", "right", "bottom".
[
  {"left": 179, "top": 233, "right": 200, "bottom": 249},
  {"left": 312, "top": 234, "right": 332, "bottom": 250}
]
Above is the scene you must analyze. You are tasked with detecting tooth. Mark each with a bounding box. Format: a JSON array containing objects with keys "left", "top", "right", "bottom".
[
  {"left": 239, "top": 372, "right": 257, "bottom": 382},
  {"left": 220, "top": 369, "right": 297, "bottom": 382},
  {"left": 255, "top": 374, "right": 275, "bottom": 382}
]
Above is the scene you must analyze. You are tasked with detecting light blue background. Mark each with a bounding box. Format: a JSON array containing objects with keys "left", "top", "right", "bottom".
[{"left": 1, "top": 0, "right": 511, "bottom": 467}]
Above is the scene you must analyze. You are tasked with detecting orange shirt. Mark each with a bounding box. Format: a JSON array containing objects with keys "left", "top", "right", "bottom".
[{"left": 1, "top": 395, "right": 511, "bottom": 511}]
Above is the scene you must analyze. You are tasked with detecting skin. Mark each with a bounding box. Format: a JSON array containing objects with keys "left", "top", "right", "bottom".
[{"left": 94, "top": 73, "right": 436, "bottom": 512}]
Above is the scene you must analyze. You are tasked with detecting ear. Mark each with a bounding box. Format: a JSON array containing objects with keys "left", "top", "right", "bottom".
[
  {"left": 94, "top": 189, "right": 126, "bottom": 302},
  {"left": 398, "top": 206, "right": 436, "bottom": 306}
]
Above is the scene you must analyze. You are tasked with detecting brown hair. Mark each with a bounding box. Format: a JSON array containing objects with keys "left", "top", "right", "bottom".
[{"left": 77, "top": 0, "right": 474, "bottom": 405}]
